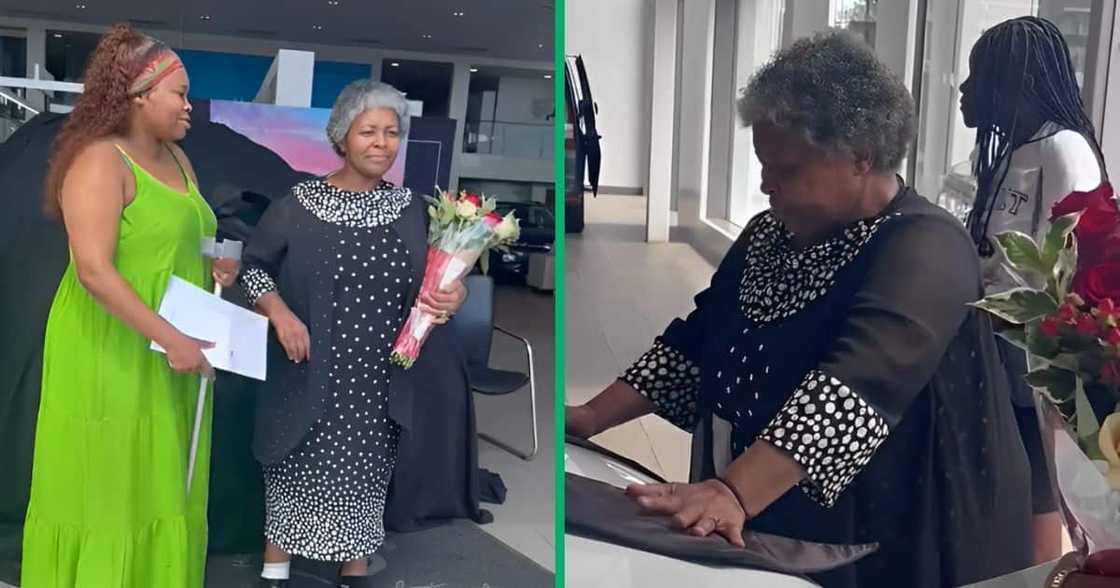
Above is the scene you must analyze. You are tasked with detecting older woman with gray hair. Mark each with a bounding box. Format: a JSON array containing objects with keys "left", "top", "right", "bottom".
[
  {"left": 566, "top": 32, "right": 1033, "bottom": 587},
  {"left": 240, "top": 80, "right": 469, "bottom": 587}
]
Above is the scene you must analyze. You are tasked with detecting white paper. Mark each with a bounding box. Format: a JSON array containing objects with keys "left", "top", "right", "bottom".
[{"left": 151, "top": 276, "right": 268, "bottom": 381}]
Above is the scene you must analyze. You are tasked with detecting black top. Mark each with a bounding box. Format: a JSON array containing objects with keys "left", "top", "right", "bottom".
[
  {"left": 240, "top": 179, "right": 485, "bottom": 530},
  {"left": 621, "top": 187, "right": 1034, "bottom": 587}
]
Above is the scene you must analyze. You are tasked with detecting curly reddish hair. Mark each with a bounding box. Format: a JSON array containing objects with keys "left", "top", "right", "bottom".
[{"left": 43, "top": 23, "right": 169, "bottom": 219}]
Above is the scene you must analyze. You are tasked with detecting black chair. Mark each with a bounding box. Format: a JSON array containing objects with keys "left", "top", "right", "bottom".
[{"left": 456, "top": 274, "right": 539, "bottom": 460}]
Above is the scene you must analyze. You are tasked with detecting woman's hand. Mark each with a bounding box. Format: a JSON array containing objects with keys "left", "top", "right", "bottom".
[
  {"left": 165, "top": 334, "right": 215, "bottom": 379},
  {"left": 626, "top": 480, "right": 748, "bottom": 548},
  {"left": 212, "top": 257, "right": 240, "bottom": 289},
  {"left": 418, "top": 279, "right": 468, "bottom": 325},
  {"left": 272, "top": 308, "right": 311, "bottom": 363}
]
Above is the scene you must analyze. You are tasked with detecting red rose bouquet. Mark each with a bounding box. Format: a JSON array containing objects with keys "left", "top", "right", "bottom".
[
  {"left": 974, "top": 183, "right": 1120, "bottom": 576},
  {"left": 390, "top": 189, "right": 519, "bottom": 369}
]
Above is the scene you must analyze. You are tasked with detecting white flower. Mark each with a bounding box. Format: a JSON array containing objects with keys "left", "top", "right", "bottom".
[
  {"left": 496, "top": 214, "right": 519, "bottom": 241},
  {"left": 456, "top": 199, "right": 479, "bottom": 219}
]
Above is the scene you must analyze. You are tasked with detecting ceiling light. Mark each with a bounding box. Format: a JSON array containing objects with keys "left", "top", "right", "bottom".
[
  {"left": 390, "top": 62, "right": 400, "bottom": 67},
  {"left": 421, "top": 33, "right": 433, "bottom": 39},
  {"left": 538, "top": 43, "right": 544, "bottom": 48},
  {"left": 544, "top": 74, "right": 552, "bottom": 79},
  {"left": 469, "top": 67, "right": 478, "bottom": 73},
  {"left": 327, "top": 0, "right": 340, "bottom": 4},
  {"left": 452, "top": 10, "right": 465, "bottom": 16},
  {"left": 199, "top": 15, "right": 212, "bottom": 21},
  {"left": 75, "top": 3, "right": 87, "bottom": 8},
  {"left": 313, "top": 24, "right": 324, "bottom": 31},
  {"left": 52, "top": 33, "right": 63, "bottom": 38}
]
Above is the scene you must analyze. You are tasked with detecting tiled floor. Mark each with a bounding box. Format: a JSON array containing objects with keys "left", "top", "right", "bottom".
[
  {"left": 476, "top": 282, "right": 557, "bottom": 571},
  {"left": 564, "top": 195, "right": 719, "bottom": 482}
]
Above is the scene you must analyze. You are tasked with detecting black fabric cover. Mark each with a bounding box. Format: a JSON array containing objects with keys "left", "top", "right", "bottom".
[{"left": 566, "top": 473, "right": 878, "bottom": 577}]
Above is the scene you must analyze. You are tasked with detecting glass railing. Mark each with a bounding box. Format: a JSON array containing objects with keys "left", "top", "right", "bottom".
[
  {"left": 0, "top": 76, "right": 83, "bottom": 143},
  {"left": 463, "top": 120, "right": 553, "bottom": 160}
]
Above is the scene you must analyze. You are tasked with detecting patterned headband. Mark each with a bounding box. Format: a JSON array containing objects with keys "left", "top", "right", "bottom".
[{"left": 128, "top": 51, "right": 183, "bottom": 96}]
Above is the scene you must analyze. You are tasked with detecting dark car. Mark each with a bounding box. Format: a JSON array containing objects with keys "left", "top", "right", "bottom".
[{"left": 488, "top": 201, "right": 555, "bottom": 282}]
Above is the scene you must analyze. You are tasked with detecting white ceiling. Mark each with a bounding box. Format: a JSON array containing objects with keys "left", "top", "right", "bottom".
[{"left": 0, "top": 0, "right": 555, "bottom": 61}]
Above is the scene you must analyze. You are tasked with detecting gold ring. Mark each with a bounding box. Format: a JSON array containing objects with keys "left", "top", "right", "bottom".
[{"left": 1049, "top": 567, "right": 1076, "bottom": 587}]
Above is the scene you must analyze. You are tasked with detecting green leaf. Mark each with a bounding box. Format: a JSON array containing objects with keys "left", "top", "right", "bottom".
[
  {"left": 1026, "top": 366, "right": 1079, "bottom": 423},
  {"left": 1052, "top": 238, "right": 1078, "bottom": 301},
  {"left": 1002, "top": 264, "right": 1033, "bottom": 290},
  {"left": 996, "top": 327, "right": 1029, "bottom": 352},
  {"left": 440, "top": 203, "right": 455, "bottom": 225},
  {"left": 479, "top": 252, "right": 490, "bottom": 275},
  {"left": 1026, "top": 366, "right": 1077, "bottom": 403},
  {"left": 1042, "top": 212, "right": 1082, "bottom": 269},
  {"left": 995, "top": 231, "right": 1047, "bottom": 280},
  {"left": 970, "top": 288, "right": 1059, "bottom": 325},
  {"left": 1048, "top": 352, "right": 1083, "bottom": 373}
]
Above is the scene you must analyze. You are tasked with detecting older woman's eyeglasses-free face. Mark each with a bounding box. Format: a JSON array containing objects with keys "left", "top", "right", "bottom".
[
  {"left": 341, "top": 107, "right": 402, "bottom": 181},
  {"left": 753, "top": 121, "right": 866, "bottom": 229}
]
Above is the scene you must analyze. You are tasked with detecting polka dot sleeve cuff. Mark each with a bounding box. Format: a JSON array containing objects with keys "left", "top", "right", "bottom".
[
  {"left": 758, "top": 370, "right": 890, "bottom": 507},
  {"left": 620, "top": 340, "right": 701, "bottom": 431},
  {"left": 240, "top": 266, "right": 278, "bottom": 306}
]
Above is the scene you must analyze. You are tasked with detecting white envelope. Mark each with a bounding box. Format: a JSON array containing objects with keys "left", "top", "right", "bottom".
[{"left": 151, "top": 276, "right": 269, "bottom": 381}]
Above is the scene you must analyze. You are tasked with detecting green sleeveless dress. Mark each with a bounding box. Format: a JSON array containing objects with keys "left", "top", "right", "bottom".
[{"left": 22, "top": 145, "right": 216, "bottom": 587}]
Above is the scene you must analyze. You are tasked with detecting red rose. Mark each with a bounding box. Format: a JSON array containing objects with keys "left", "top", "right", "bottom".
[
  {"left": 1107, "top": 328, "right": 1120, "bottom": 346},
  {"left": 463, "top": 193, "right": 482, "bottom": 207},
  {"left": 1058, "top": 303, "right": 1079, "bottom": 323},
  {"left": 1100, "top": 298, "right": 1117, "bottom": 316},
  {"left": 482, "top": 211, "right": 502, "bottom": 228},
  {"left": 1051, "top": 182, "right": 1114, "bottom": 219},
  {"left": 1073, "top": 262, "right": 1120, "bottom": 307},
  {"left": 1077, "top": 314, "right": 1100, "bottom": 336},
  {"left": 1052, "top": 183, "right": 1120, "bottom": 269},
  {"left": 1040, "top": 316, "right": 1062, "bottom": 338}
]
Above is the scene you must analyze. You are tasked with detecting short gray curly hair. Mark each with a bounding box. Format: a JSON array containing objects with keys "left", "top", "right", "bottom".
[
  {"left": 738, "top": 31, "right": 915, "bottom": 173},
  {"left": 326, "top": 80, "right": 410, "bottom": 156}
]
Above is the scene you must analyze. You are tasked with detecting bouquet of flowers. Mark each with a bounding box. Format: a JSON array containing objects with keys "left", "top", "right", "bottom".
[
  {"left": 973, "top": 183, "right": 1120, "bottom": 576},
  {"left": 390, "top": 189, "right": 520, "bottom": 369}
]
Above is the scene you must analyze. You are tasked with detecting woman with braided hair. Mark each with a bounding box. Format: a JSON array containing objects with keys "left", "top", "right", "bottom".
[
  {"left": 21, "top": 24, "right": 237, "bottom": 586},
  {"left": 959, "top": 15, "right": 1108, "bottom": 563}
]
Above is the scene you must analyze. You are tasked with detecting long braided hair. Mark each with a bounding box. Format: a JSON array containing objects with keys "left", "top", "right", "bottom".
[{"left": 965, "top": 16, "right": 1106, "bottom": 255}]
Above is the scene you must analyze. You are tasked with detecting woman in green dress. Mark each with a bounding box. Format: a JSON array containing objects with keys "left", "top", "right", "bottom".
[{"left": 21, "top": 24, "right": 238, "bottom": 587}]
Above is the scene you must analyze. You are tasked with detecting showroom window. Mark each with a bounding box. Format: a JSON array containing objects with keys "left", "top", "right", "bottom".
[
  {"left": 380, "top": 58, "right": 455, "bottom": 117},
  {"left": 707, "top": 0, "right": 1108, "bottom": 231},
  {"left": 464, "top": 66, "right": 554, "bottom": 161},
  {"left": 721, "top": 0, "right": 786, "bottom": 228},
  {"left": 914, "top": 0, "right": 1103, "bottom": 217}
]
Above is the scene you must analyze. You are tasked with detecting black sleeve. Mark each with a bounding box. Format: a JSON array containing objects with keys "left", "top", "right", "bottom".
[
  {"left": 759, "top": 215, "right": 980, "bottom": 506},
  {"left": 621, "top": 221, "right": 758, "bottom": 431},
  {"left": 238, "top": 194, "right": 294, "bottom": 305}
]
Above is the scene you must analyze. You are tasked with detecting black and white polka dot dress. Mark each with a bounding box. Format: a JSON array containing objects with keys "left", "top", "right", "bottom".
[
  {"left": 241, "top": 179, "right": 413, "bottom": 562},
  {"left": 620, "top": 186, "right": 1034, "bottom": 587}
]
